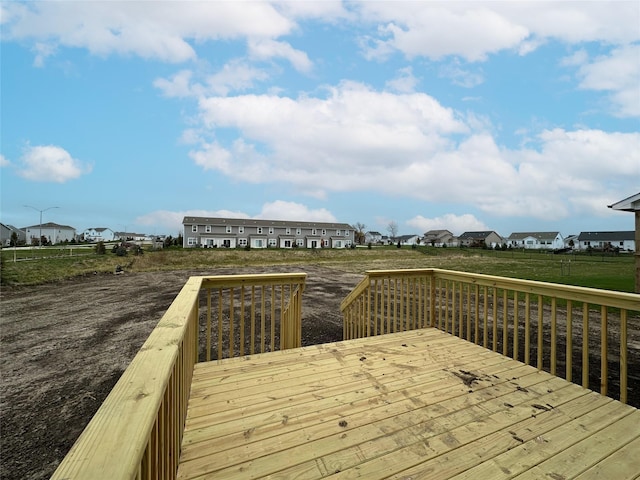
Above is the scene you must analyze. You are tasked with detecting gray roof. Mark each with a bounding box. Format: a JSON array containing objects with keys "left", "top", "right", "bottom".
[
  {"left": 458, "top": 231, "right": 499, "bottom": 240},
  {"left": 508, "top": 232, "right": 560, "bottom": 241},
  {"left": 577, "top": 231, "right": 635, "bottom": 241},
  {"left": 25, "top": 222, "right": 76, "bottom": 230},
  {"left": 183, "top": 216, "right": 353, "bottom": 230}
]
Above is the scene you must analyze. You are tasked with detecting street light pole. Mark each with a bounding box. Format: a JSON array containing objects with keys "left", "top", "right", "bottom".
[{"left": 24, "top": 205, "right": 59, "bottom": 248}]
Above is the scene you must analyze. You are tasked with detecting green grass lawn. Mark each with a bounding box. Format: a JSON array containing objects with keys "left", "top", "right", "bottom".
[{"left": 1, "top": 245, "right": 636, "bottom": 292}]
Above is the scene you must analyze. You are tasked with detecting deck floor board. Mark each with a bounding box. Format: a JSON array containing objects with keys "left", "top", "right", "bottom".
[{"left": 178, "top": 328, "right": 638, "bottom": 479}]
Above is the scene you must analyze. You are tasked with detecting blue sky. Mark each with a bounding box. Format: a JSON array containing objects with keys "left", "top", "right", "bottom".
[{"left": 1, "top": 1, "right": 639, "bottom": 239}]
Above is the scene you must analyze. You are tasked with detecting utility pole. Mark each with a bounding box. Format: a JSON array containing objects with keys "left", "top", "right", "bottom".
[{"left": 24, "top": 205, "right": 59, "bottom": 248}]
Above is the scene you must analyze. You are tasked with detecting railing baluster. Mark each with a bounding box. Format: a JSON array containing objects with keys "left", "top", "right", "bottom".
[
  {"left": 483, "top": 286, "right": 488, "bottom": 348},
  {"left": 582, "top": 302, "right": 589, "bottom": 389},
  {"left": 513, "top": 291, "right": 519, "bottom": 362},
  {"left": 240, "top": 286, "right": 245, "bottom": 356},
  {"left": 474, "top": 284, "right": 479, "bottom": 344},
  {"left": 537, "top": 295, "right": 543, "bottom": 370},
  {"left": 492, "top": 287, "right": 498, "bottom": 352},
  {"left": 261, "top": 286, "right": 266, "bottom": 353},
  {"left": 206, "top": 288, "right": 212, "bottom": 362},
  {"left": 250, "top": 286, "right": 256, "bottom": 355},
  {"left": 229, "top": 287, "right": 234, "bottom": 358},
  {"left": 503, "top": 289, "right": 508, "bottom": 356},
  {"left": 566, "top": 300, "right": 573, "bottom": 382},
  {"left": 524, "top": 293, "right": 531, "bottom": 365},
  {"left": 601, "top": 305, "right": 608, "bottom": 396},
  {"left": 620, "top": 309, "right": 628, "bottom": 404},
  {"left": 217, "top": 288, "right": 223, "bottom": 359},
  {"left": 551, "top": 297, "right": 557, "bottom": 375}
]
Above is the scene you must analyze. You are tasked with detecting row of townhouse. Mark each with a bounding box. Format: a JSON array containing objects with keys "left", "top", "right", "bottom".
[{"left": 182, "top": 217, "right": 355, "bottom": 249}]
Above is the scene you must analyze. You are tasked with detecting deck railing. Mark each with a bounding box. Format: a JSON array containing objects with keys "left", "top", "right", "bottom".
[
  {"left": 341, "top": 268, "right": 640, "bottom": 405},
  {"left": 52, "top": 272, "right": 306, "bottom": 480}
]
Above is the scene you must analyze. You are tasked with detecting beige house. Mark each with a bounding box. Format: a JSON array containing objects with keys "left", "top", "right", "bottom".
[
  {"left": 182, "top": 217, "right": 354, "bottom": 249},
  {"left": 458, "top": 230, "right": 503, "bottom": 248},
  {"left": 423, "top": 229, "right": 458, "bottom": 247}
]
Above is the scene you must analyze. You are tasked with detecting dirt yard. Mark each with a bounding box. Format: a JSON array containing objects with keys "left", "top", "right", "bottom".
[
  {"left": 0, "top": 265, "right": 362, "bottom": 480},
  {"left": 1, "top": 265, "right": 638, "bottom": 479}
]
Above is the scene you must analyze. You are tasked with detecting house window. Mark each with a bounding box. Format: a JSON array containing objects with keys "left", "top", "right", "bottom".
[
  {"left": 238, "top": 238, "right": 247, "bottom": 247},
  {"left": 191, "top": 225, "right": 197, "bottom": 233},
  {"left": 188, "top": 237, "right": 197, "bottom": 245},
  {"left": 257, "top": 227, "right": 263, "bottom": 234},
  {"left": 286, "top": 228, "right": 291, "bottom": 235},
  {"left": 269, "top": 227, "right": 274, "bottom": 234},
  {"left": 296, "top": 228, "right": 301, "bottom": 236},
  {"left": 254, "top": 239, "right": 264, "bottom": 248},
  {"left": 226, "top": 225, "right": 232, "bottom": 233},
  {"left": 322, "top": 229, "right": 326, "bottom": 236},
  {"left": 336, "top": 229, "right": 341, "bottom": 236},
  {"left": 335, "top": 240, "right": 342, "bottom": 248},
  {"left": 268, "top": 238, "right": 277, "bottom": 247},
  {"left": 312, "top": 229, "right": 317, "bottom": 236},
  {"left": 296, "top": 239, "right": 304, "bottom": 247},
  {"left": 239, "top": 226, "right": 244, "bottom": 234},
  {"left": 205, "top": 225, "right": 211, "bottom": 233}
]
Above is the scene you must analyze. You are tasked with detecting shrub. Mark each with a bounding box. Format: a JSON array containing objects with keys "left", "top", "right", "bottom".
[{"left": 95, "top": 241, "right": 106, "bottom": 255}]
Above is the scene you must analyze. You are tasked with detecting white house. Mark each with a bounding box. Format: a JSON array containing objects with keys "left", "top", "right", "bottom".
[
  {"left": 365, "top": 231, "right": 383, "bottom": 244},
  {"left": 182, "top": 217, "right": 354, "bottom": 249},
  {"left": 397, "top": 234, "right": 421, "bottom": 246},
  {"left": 0, "top": 223, "right": 26, "bottom": 246},
  {"left": 83, "top": 227, "right": 116, "bottom": 242},
  {"left": 576, "top": 231, "right": 635, "bottom": 252},
  {"left": 507, "top": 232, "right": 564, "bottom": 250},
  {"left": 25, "top": 222, "right": 76, "bottom": 245}
]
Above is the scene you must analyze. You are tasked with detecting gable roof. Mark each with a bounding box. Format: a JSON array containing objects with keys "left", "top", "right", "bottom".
[
  {"left": 458, "top": 231, "right": 499, "bottom": 240},
  {"left": 424, "top": 229, "right": 454, "bottom": 238},
  {"left": 183, "top": 216, "right": 353, "bottom": 230},
  {"left": 508, "top": 232, "right": 561, "bottom": 241},
  {"left": 25, "top": 222, "right": 76, "bottom": 230},
  {"left": 577, "top": 231, "right": 635, "bottom": 241}
]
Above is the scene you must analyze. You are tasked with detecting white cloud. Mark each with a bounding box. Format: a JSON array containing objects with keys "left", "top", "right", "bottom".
[
  {"left": 439, "top": 60, "right": 484, "bottom": 88},
  {"left": 17, "top": 145, "right": 91, "bottom": 183},
  {"left": 136, "top": 203, "right": 336, "bottom": 233},
  {"left": 407, "top": 214, "right": 489, "bottom": 236},
  {"left": 0, "top": 154, "right": 10, "bottom": 167},
  {"left": 187, "top": 82, "right": 639, "bottom": 221},
  {"left": 248, "top": 39, "right": 313, "bottom": 73},
  {"left": 153, "top": 70, "right": 198, "bottom": 98},
  {"left": 154, "top": 61, "right": 271, "bottom": 98},
  {"left": 573, "top": 44, "right": 640, "bottom": 117},
  {"left": 357, "top": 2, "right": 639, "bottom": 62},
  {"left": 256, "top": 201, "right": 337, "bottom": 222},
  {"left": 3, "top": 2, "right": 295, "bottom": 63},
  {"left": 385, "top": 67, "right": 419, "bottom": 93}
]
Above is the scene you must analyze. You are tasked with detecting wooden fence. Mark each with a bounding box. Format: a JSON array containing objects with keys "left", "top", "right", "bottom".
[
  {"left": 341, "top": 268, "right": 640, "bottom": 405},
  {"left": 51, "top": 272, "right": 306, "bottom": 480}
]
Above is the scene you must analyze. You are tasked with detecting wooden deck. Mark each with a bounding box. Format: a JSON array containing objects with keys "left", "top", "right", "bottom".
[{"left": 177, "top": 328, "right": 639, "bottom": 480}]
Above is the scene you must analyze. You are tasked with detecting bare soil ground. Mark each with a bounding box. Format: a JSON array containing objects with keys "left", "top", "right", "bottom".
[
  {"left": 1, "top": 265, "right": 638, "bottom": 479},
  {"left": 0, "top": 265, "right": 361, "bottom": 480}
]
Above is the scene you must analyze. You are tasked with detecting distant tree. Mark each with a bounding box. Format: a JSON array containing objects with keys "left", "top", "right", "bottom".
[
  {"left": 354, "top": 222, "right": 366, "bottom": 245},
  {"left": 176, "top": 233, "right": 183, "bottom": 247},
  {"left": 10, "top": 232, "right": 18, "bottom": 247},
  {"left": 164, "top": 235, "right": 174, "bottom": 248},
  {"left": 387, "top": 221, "right": 398, "bottom": 243}
]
